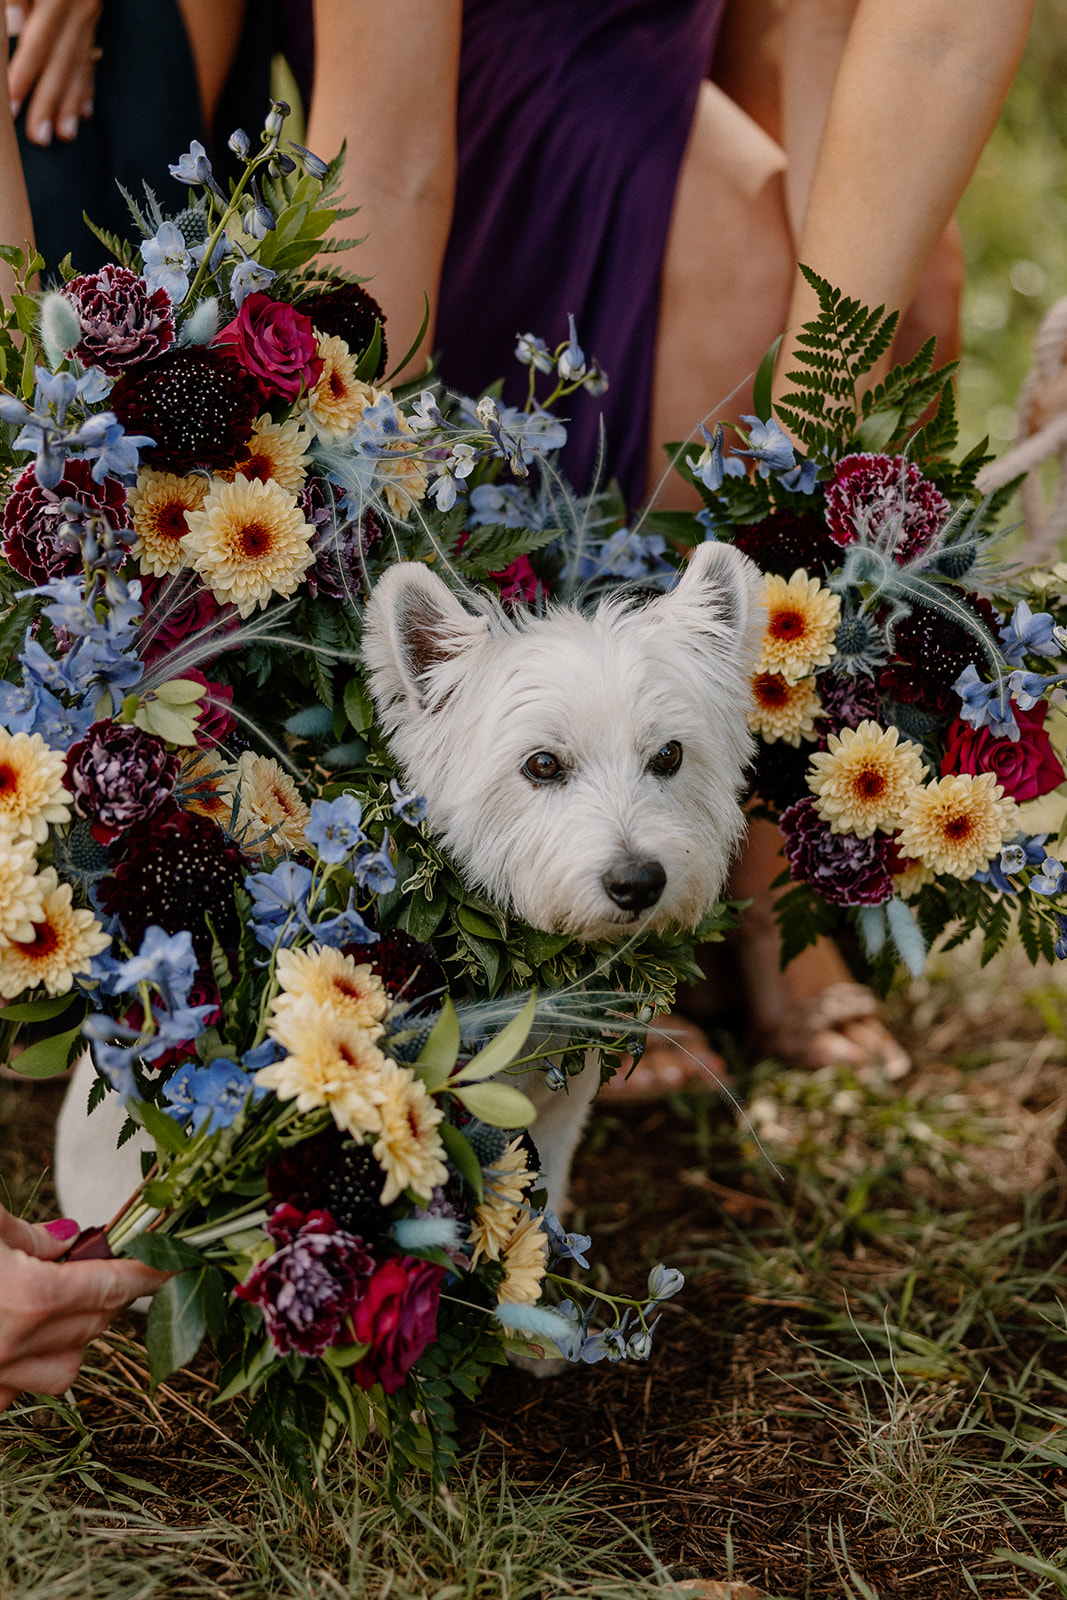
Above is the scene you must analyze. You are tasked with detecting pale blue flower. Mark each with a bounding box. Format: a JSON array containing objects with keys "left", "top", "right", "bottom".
[
  {"left": 141, "top": 221, "right": 200, "bottom": 304},
  {"left": 114, "top": 926, "right": 197, "bottom": 1006},
  {"left": 735, "top": 414, "right": 796, "bottom": 478},
  {"left": 409, "top": 390, "right": 445, "bottom": 432},
  {"left": 515, "top": 332, "right": 554, "bottom": 374},
  {"left": 953, "top": 664, "right": 1018, "bottom": 738},
  {"left": 91, "top": 1038, "right": 140, "bottom": 1104},
  {"left": 306, "top": 794, "right": 365, "bottom": 865},
  {"left": 647, "top": 1263, "right": 685, "bottom": 1303},
  {"left": 352, "top": 834, "right": 396, "bottom": 894},
  {"left": 1055, "top": 913, "right": 1067, "bottom": 960},
  {"left": 247, "top": 861, "right": 315, "bottom": 922},
  {"left": 1031, "top": 856, "right": 1067, "bottom": 897},
  {"left": 286, "top": 139, "right": 328, "bottom": 180},
  {"left": 229, "top": 258, "right": 277, "bottom": 310},
  {"left": 169, "top": 139, "right": 211, "bottom": 184},
  {"left": 999, "top": 600, "right": 1059, "bottom": 666},
  {"left": 1008, "top": 668, "right": 1064, "bottom": 711},
  {"left": 389, "top": 778, "right": 427, "bottom": 824},
  {"left": 543, "top": 1208, "right": 591, "bottom": 1270},
  {"left": 688, "top": 422, "right": 745, "bottom": 493},
  {"left": 308, "top": 892, "right": 379, "bottom": 947},
  {"left": 627, "top": 1316, "right": 661, "bottom": 1360},
  {"left": 557, "top": 313, "right": 586, "bottom": 382},
  {"left": 779, "top": 457, "right": 818, "bottom": 494},
  {"left": 467, "top": 482, "right": 533, "bottom": 529}
]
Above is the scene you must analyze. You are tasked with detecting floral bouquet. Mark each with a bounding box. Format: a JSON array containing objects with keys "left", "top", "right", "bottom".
[
  {"left": 658, "top": 270, "right": 1067, "bottom": 979},
  {"left": 0, "top": 103, "right": 702, "bottom": 1483}
]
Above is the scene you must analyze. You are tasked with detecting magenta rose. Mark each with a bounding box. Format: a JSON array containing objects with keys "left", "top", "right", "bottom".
[
  {"left": 490, "top": 555, "right": 539, "bottom": 605},
  {"left": 350, "top": 1255, "right": 446, "bottom": 1395},
  {"left": 941, "top": 701, "right": 1065, "bottom": 802},
  {"left": 214, "top": 292, "right": 322, "bottom": 402},
  {"left": 137, "top": 573, "right": 238, "bottom": 668}
]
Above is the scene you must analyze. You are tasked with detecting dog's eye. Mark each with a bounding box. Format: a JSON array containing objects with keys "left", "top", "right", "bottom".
[
  {"left": 648, "top": 740, "right": 683, "bottom": 776},
  {"left": 522, "top": 751, "right": 565, "bottom": 783}
]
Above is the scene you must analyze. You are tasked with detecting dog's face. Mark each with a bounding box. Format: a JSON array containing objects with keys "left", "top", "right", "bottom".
[{"left": 363, "top": 542, "right": 764, "bottom": 941}]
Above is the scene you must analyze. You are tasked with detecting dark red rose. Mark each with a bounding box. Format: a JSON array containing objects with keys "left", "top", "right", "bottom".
[
  {"left": 941, "top": 701, "right": 1065, "bottom": 803},
  {"left": 490, "top": 555, "right": 539, "bottom": 605},
  {"left": 351, "top": 1255, "right": 445, "bottom": 1394},
  {"left": 234, "top": 1205, "right": 375, "bottom": 1358},
  {"left": 826, "top": 453, "right": 950, "bottom": 563},
  {"left": 66, "top": 720, "right": 180, "bottom": 844},
  {"left": 136, "top": 573, "right": 238, "bottom": 669},
  {"left": 3, "top": 460, "right": 129, "bottom": 584},
  {"left": 64, "top": 263, "right": 175, "bottom": 375},
  {"left": 215, "top": 293, "right": 322, "bottom": 402}
]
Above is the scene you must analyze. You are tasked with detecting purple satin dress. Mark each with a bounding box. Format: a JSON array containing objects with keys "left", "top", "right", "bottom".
[{"left": 282, "top": 0, "right": 726, "bottom": 504}]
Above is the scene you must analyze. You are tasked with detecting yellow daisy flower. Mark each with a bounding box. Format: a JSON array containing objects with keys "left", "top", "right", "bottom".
[
  {"left": 272, "top": 945, "right": 390, "bottom": 1032},
  {"left": 756, "top": 569, "right": 841, "bottom": 683},
  {"left": 178, "top": 750, "right": 237, "bottom": 826},
  {"left": 468, "top": 1139, "right": 539, "bottom": 1266},
  {"left": 0, "top": 730, "right": 72, "bottom": 843},
  {"left": 896, "top": 773, "right": 1020, "bottom": 879},
  {"left": 128, "top": 468, "right": 209, "bottom": 576},
  {"left": 748, "top": 672, "right": 822, "bottom": 746},
  {"left": 261, "top": 996, "right": 390, "bottom": 1137},
  {"left": 219, "top": 413, "right": 312, "bottom": 493},
  {"left": 304, "top": 335, "right": 372, "bottom": 440},
  {"left": 0, "top": 835, "right": 45, "bottom": 942},
  {"left": 222, "top": 752, "right": 310, "bottom": 854},
  {"left": 371, "top": 1059, "right": 449, "bottom": 1205},
  {"left": 807, "top": 720, "right": 925, "bottom": 837},
  {"left": 496, "top": 1211, "right": 550, "bottom": 1306},
  {"left": 0, "top": 867, "right": 109, "bottom": 997},
  {"left": 181, "top": 473, "right": 315, "bottom": 616}
]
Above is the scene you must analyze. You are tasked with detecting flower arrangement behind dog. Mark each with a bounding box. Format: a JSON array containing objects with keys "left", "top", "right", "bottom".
[{"left": 0, "top": 106, "right": 706, "bottom": 1486}]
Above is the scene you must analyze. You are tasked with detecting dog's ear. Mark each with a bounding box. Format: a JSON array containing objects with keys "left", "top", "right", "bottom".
[
  {"left": 363, "top": 562, "right": 491, "bottom": 718},
  {"left": 652, "top": 539, "right": 765, "bottom": 668}
]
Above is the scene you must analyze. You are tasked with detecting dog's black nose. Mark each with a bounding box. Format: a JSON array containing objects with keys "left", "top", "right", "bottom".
[{"left": 602, "top": 857, "right": 667, "bottom": 913}]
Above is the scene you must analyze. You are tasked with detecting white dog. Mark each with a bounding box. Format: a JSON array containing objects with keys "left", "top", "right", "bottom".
[{"left": 57, "top": 540, "right": 762, "bottom": 1226}]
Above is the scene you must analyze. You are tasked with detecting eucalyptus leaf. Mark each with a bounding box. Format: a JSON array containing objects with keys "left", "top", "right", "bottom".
[
  {"left": 145, "top": 1269, "right": 209, "bottom": 1384},
  {"left": 451, "top": 1081, "right": 536, "bottom": 1128},
  {"left": 415, "top": 996, "right": 460, "bottom": 1090},
  {"left": 451, "top": 990, "right": 537, "bottom": 1085},
  {"left": 6, "top": 1020, "right": 84, "bottom": 1079}
]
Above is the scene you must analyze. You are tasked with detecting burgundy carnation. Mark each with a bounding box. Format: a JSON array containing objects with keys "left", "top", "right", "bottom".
[
  {"left": 234, "top": 1204, "right": 375, "bottom": 1358},
  {"left": 366, "top": 929, "right": 446, "bottom": 1016},
  {"left": 295, "top": 281, "right": 388, "bottom": 379},
  {"left": 780, "top": 796, "right": 894, "bottom": 906},
  {"left": 816, "top": 670, "right": 882, "bottom": 734},
  {"left": 214, "top": 292, "right": 321, "bottom": 403},
  {"left": 136, "top": 572, "right": 239, "bottom": 669},
  {"left": 879, "top": 592, "right": 1000, "bottom": 717},
  {"left": 351, "top": 1254, "right": 445, "bottom": 1394},
  {"left": 941, "top": 701, "right": 1065, "bottom": 803},
  {"left": 110, "top": 346, "right": 263, "bottom": 474},
  {"left": 731, "top": 509, "right": 844, "bottom": 579},
  {"left": 826, "top": 454, "right": 950, "bottom": 564},
  {"left": 66, "top": 721, "right": 180, "bottom": 845},
  {"left": 63, "top": 264, "right": 175, "bottom": 376},
  {"left": 99, "top": 802, "right": 247, "bottom": 960},
  {"left": 2, "top": 460, "right": 129, "bottom": 584}
]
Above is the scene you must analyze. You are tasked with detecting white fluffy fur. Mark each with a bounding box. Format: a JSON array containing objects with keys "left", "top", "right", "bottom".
[{"left": 363, "top": 540, "right": 764, "bottom": 941}]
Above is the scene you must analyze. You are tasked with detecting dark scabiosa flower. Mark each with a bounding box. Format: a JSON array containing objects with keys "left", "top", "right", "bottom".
[
  {"left": 66, "top": 721, "right": 181, "bottom": 845},
  {"left": 99, "top": 802, "right": 247, "bottom": 959},
  {"left": 63, "top": 264, "right": 175, "bottom": 376},
  {"left": 295, "top": 282, "right": 389, "bottom": 379},
  {"left": 731, "top": 509, "right": 843, "bottom": 579},
  {"left": 267, "top": 1126, "right": 387, "bottom": 1239},
  {"left": 367, "top": 928, "right": 446, "bottom": 1015},
  {"left": 749, "top": 737, "right": 815, "bottom": 815},
  {"left": 2, "top": 460, "right": 129, "bottom": 584},
  {"left": 233, "top": 1204, "right": 375, "bottom": 1358},
  {"left": 110, "top": 347, "right": 263, "bottom": 474},
  {"left": 878, "top": 592, "right": 1000, "bottom": 717},
  {"left": 825, "top": 453, "right": 950, "bottom": 563},
  {"left": 780, "top": 796, "right": 894, "bottom": 906},
  {"left": 815, "top": 669, "right": 882, "bottom": 733}
]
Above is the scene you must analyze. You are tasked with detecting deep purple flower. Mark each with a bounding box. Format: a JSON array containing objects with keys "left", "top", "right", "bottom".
[
  {"left": 63, "top": 264, "right": 175, "bottom": 376},
  {"left": 110, "top": 346, "right": 263, "bottom": 474},
  {"left": 780, "top": 797, "right": 894, "bottom": 906},
  {"left": 2, "top": 460, "right": 129, "bottom": 584},
  {"left": 303, "top": 478, "right": 381, "bottom": 601},
  {"left": 66, "top": 720, "right": 181, "bottom": 844},
  {"left": 815, "top": 671, "right": 882, "bottom": 733},
  {"left": 99, "top": 802, "right": 248, "bottom": 959},
  {"left": 825, "top": 454, "right": 950, "bottom": 563},
  {"left": 731, "top": 509, "right": 843, "bottom": 579},
  {"left": 879, "top": 592, "right": 1000, "bottom": 717},
  {"left": 295, "top": 281, "right": 389, "bottom": 379},
  {"left": 234, "top": 1204, "right": 375, "bottom": 1357}
]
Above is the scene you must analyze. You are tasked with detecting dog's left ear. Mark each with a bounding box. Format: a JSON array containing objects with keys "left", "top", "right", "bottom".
[{"left": 651, "top": 539, "right": 765, "bottom": 667}]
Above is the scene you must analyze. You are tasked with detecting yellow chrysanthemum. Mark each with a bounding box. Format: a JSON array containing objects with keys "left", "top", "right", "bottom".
[
  {"left": 756, "top": 569, "right": 841, "bottom": 683},
  {"left": 807, "top": 720, "right": 925, "bottom": 837},
  {"left": 0, "top": 730, "right": 72, "bottom": 843},
  {"left": 0, "top": 834, "right": 44, "bottom": 942},
  {"left": 261, "top": 996, "right": 390, "bottom": 1137},
  {"left": 273, "top": 945, "right": 389, "bottom": 1032},
  {"left": 896, "top": 773, "right": 1020, "bottom": 879},
  {"left": 0, "top": 867, "right": 108, "bottom": 998},
  {"left": 371, "top": 1059, "right": 448, "bottom": 1205},
  {"left": 892, "top": 857, "right": 936, "bottom": 900},
  {"left": 178, "top": 750, "right": 236, "bottom": 826},
  {"left": 181, "top": 473, "right": 314, "bottom": 616},
  {"left": 219, "top": 413, "right": 312, "bottom": 493},
  {"left": 128, "top": 468, "right": 209, "bottom": 576},
  {"left": 496, "top": 1211, "right": 550, "bottom": 1306},
  {"left": 222, "top": 752, "right": 310, "bottom": 854},
  {"left": 467, "top": 1139, "right": 539, "bottom": 1266},
  {"left": 321, "top": 378, "right": 428, "bottom": 519},
  {"left": 748, "top": 672, "right": 822, "bottom": 746},
  {"left": 304, "top": 335, "right": 371, "bottom": 440}
]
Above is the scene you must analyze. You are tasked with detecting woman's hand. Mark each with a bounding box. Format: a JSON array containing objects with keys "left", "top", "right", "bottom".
[
  {"left": 0, "top": 1206, "right": 166, "bottom": 1410},
  {"left": 7, "top": 0, "right": 102, "bottom": 148}
]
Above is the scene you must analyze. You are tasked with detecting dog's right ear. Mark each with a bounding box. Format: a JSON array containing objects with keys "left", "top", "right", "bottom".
[
  {"left": 652, "top": 539, "right": 765, "bottom": 670},
  {"left": 363, "top": 562, "right": 491, "bottom": 720}
]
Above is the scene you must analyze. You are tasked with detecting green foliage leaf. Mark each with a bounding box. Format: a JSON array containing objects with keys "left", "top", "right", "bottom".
[
  {"left": 752, "top": 333, "right": 783, "bottom": 422},
  {"left": 415, "top": 996, "right": 460, "bottom": 1090},
  {"left": 0, "top": 993, "right": 78, "bottom": 1024},
  {"left": 145, "top": 1269, "right": 210, "bottom": 1383},
  {"left": 343, "top": 673, "right": 374, "bottom": 733},
  {"left": 132, "top": 1099, "right": 189, "bottom": 1156},
  {"left": 123, "top": 1232, "right": 206, "bottom": 1273},
  {"left": 7, "top": 1019, "right": 85, "bottom": 1079},
  {"left": 451, "top": 1080, "right": 536, "bottom": 1128},
  {"left": 438, "top": 1120, "right": 483, "bottom": 1201},
  {"left": 452, "top": 990, "right": 538, "bottom": 1084}
]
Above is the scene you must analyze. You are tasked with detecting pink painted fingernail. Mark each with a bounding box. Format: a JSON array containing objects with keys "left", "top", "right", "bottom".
[{"left": 44, "top": 1217, "right": 80, "bottom": 1240}]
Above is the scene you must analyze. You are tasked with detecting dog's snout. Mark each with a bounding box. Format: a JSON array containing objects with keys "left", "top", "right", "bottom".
[{"left": 601, "top": 857, "right": 667, "bottom": 913}]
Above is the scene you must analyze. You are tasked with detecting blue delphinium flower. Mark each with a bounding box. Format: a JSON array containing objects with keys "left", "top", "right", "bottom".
[
  {"left": 163, "top": 1058, "right": 262, "bottom": 1133},
  {"left": 309, "top": 893, "right": 379, "bottom": 947},
  {"left": 974, "top": 834, "right": 1047, "bottom": 894},
  {"left": 999, "top": 600, "right": 1060, "bottom": 666},
  {"left": 579, "top": 526, "right": 672, "bottom": 585},
  {"left": 735, "top": 414, "right": 796, "bottom": 478},
  {"left": 515, "top": 332, "right": 554, "bottom": 373},
  {"left": 389, "top": 778, "right": 428, "bottom": 825},
  {"left": 229, "top": 257, "right": 277, "bottom": 310},
  {"left": 646, "top": 1263, "right": 685, "bottom": 1304},
  {"left": 467, "top": 482, "right": 537, "bottom": 529},
  {"left": 557, "top": 313, "right": 586, "bottom": 382},
  {"left": 627, "top": 1316, "right": 661, "bottom": 1360},
  {"left": 1030, "top": 855, "right": 1067, "bottom": 897},
  {"left": 247, "top": 861, "right": 315, "bottom": 924},
  {"left": 688, "top": 422, "right": 746, "bottom": 493},
  {"left": 1008, "top": 667, "right": 1065, "bottom": 711},
  {"left": 952, "top": 664, "right": 1018, "bottom": 738},
  {"left": 113, "top": 926, "right": 198, "bottom": 1006},
  {"left": 543, "top": 1208, "right": 591, "bottom": 1270},
  {"left": 352, "top": 833, "right": 397, "bottom": 894},
  {"left": 1055, "top": 913, "right": 1067, "bottom": 960},
  {"left": 305, "top": 794, "right": 366, "bottom": 865},
  {"left": 141, "top": 221, "right": 202, "bottom": 303},
  {"left": 581, "top": 1320, "right": 630, "bottom": 1364},
  {"left": 779, "top": 457, "right": 818, "bottom": 494}
]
